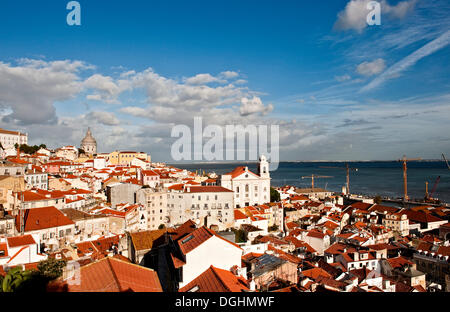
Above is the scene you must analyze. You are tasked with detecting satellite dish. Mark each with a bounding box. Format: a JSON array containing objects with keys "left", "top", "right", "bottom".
[{"left": 195, "top": 219, "right": 200, "bottom": 225}]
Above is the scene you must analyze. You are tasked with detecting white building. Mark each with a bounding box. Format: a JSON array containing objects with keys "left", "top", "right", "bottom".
[
  {"left": 219, "top": 155, "right": 271, "bottom": 208},
  {"left": 136, "top": 188, "right": 169, "bottom": 231},
  {"left": 167, "top": 185, "right": 234, "bottom": 231},
  {"left": 16, "top": 206, "right": 76, "bottom": 252},
  {"left": 0, "top": 234, "right": 47, "bottom": 267},
  {"left": 55, "top": 146, "right": 79, "bottom": 161},
  {"left": 25, "top": 167, "right": 48, "bottom": 190},
  {"left": 0, "top": 128, "right": 27, "bottom": 149},
  {"left": 176, "top": 226, "right": 243, "bottom": 288}
]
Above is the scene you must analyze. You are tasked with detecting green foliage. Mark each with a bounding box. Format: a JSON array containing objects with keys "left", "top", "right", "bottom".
[
  {"left": 0, "top": 258, "right": 67, "bottom": 293},
  {"left": 270, "top": 187, "right": 281, "bottom": 203},
  {"left": 234, "top": 229, "right": 248, "bottom": 243},
  {"left": 16, "top": 144, "right": 47, "bottom": 155},
  {"left": 0, "top": 267, "right": 32, "bottom": 292},
  {"left": 374, "top": 195, "right": 382, "bottom": 204},
  {"left": 37, "top": 258, "right": 67, "bottom": 281}
]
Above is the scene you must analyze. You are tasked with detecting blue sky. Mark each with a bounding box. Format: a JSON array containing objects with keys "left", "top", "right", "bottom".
[{"left": 0, "top": 0, "right": 449, "bottom": 162}]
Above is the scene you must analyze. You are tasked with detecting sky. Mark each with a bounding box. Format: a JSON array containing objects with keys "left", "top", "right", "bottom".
[{"left": 0, "top": 0, "right": 449, "bottom": 162}]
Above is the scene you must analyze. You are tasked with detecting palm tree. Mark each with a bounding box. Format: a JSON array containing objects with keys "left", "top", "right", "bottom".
[{"left": 0, "top": 267, "right": 32, "bottom": 292}]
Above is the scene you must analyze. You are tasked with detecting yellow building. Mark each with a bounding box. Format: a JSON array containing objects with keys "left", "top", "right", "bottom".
[{"left": 108, "top": 151, "right": 150, "bottom": 165}]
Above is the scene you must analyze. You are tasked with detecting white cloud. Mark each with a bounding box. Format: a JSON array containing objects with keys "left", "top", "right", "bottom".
[
  {"left": 84, "top": 74, "right": 132, "bottom": 104},
  {"left": 86, "top": 111, "right": 120, "bottom": 126},
  {"left": 356, "top": 58, "right": 386, "bottom": 76},
  {"left": 184, "top": 73, "right": 224, "bottom": 85},
  {"left": 0, "top": 59, "right": 86, "bottom": 125},
  {"left": 334, "top": 0, "right": 417, "bottom": 33},
  {"left": 335, "top": 74, "right": 351, "bottom": 82},
  {"left": 361, "top": 30, "right": 450, "bottom": 91},
  {"left": 239, "top": 96, "right": 273, "bottom": 116},
  {"left": 219, "top": 71, "right": 239, "bottom": 79}
]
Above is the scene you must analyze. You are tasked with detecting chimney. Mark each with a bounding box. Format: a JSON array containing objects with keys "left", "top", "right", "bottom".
[{"left": 249, "top": 279, "right": 256, "bottom": 291}]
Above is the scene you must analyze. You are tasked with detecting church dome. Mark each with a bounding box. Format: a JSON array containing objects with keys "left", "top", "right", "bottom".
[{"left": 81, "top": 128, "right": 97, "bottom": 145}]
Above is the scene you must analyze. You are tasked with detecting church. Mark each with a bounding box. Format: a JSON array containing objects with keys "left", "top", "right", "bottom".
[
  {"left": 219, "top": 155, "right": 271, "bottom": 208},
  {"left": 80, "top": 128, "right": 97, "bottom": 155}
]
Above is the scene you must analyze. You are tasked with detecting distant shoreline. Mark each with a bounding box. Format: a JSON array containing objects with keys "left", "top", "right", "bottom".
[{"left": 166, "top": 159, "right": 443, "bottom": 165}]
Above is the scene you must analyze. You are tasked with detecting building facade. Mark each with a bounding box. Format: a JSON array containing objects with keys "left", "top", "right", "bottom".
[
  {"left": 219, "top": 155, "right": 271, "bottom": 208},
  {"left": 0, "top": 128, "right": 27, "bottom": 149}
]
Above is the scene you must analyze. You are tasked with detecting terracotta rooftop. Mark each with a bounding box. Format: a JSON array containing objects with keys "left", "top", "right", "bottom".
[
  {"left": 178, "top": 226, "right": 241, "bottom": 255},
  {"left": 179, "top": 266, "right": 249, "bottom": 292},
  {"left": 49, "top": 257, "right": 162, "bottom": 292},
  {"left": 7, "top": 235, "right": 36, "bottom": 248},
  {"left": 130, "top": 229, "right": 167, "bottom": 251},
  {"left": 15, "top": 206, "right": 75, "bottom": 232},
  {"left": 224, "top": 166, "right": 259, "bottom": 179}
]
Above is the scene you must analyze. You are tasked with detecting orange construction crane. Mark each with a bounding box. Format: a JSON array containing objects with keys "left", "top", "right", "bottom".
[
  {"left": 398, "top": 155, "right": 421, "bottom": 201},
  {"left": 320, "top": 163, "right": 358, "bottom": 195},
  {"left": 301, "top": 174, "right": 333, "bottom": 189}
]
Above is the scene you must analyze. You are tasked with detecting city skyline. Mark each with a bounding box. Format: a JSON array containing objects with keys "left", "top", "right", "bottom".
[{"left": 0, "top": 0, "right": 449, "bottom": 162}]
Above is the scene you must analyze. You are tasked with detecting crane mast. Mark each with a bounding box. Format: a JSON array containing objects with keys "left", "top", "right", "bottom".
[{"left": 398, "top": 155, "right": 421, "bottom": 201}]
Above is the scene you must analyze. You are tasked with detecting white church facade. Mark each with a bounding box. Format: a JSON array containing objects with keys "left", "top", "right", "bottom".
[{"left": 219, "top": 155, "right": 271, "bottom": 208}]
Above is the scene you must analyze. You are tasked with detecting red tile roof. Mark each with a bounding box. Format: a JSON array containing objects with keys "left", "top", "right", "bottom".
[
  {"left": 7, "top": 235, "right": 36, "bottom": 248},
  {"left": 15, "top": 206, "right": 75, "bottom": 232},
  {"left": 307, "top": 229, "right": 326, "bottom": 239},
  {"left": 178, "top": 226, "right": 241, "bottom": 255},
  {"left": 179, "top": 266, "right": 249, "bottom": 292},
  {"left": 185, "top": 186, "right": 233, "bottom": 193},
  {"left": 234, "top": 209, "right": 248, "bottom": 220},
  {"left": 142, "top": 170, "right": 159, "bottom": 176},
  {"left": 302, "top": 267, "right": 332, "bottom": 281},
  {"left": 0, "top": 243, "right": 8, "bottom": 258},
  {"left": 225, "top": 166, "right": 259, "bottom": 179},
  {"left": 50, "top": 257, "right": 162, "bottom": 292},
  {"left": 404, "top": 210, "right": 444, "bottom": 223},
  {"left": 386, "top": 256, "right": 414, "bottom": 269}
]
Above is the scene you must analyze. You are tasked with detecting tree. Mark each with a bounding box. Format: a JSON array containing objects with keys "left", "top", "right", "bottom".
[
  {"left": 270, "top": 187, "right": 281, "bottom": 203},
  {"left": 234, "top": 229, "right": 248, "bottom": 243},
  {"left": 78, "top": 148, "right": 85, "bottom": 155},
  {"left": 268, "top": 224, "right": 279, "bottom": 232},
  {"left": 158, "top": 224, "right": 166, "bottom": 230},
  {"left": 16, "top": 144, "right": 44, "bottom": 155},
  {"left": 37, "top": 258, "right": 67, "bottom": 281},
  {"left": 0, "top": 267, "right": 32, "bottom": 292},
  {"left": 374, "top": 195, "right": 382, "bottom": 204}
]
